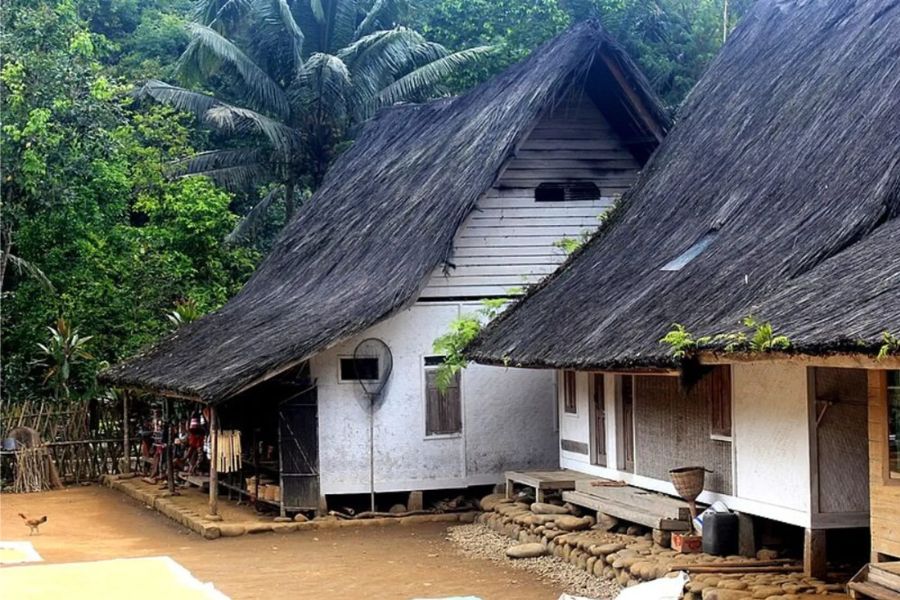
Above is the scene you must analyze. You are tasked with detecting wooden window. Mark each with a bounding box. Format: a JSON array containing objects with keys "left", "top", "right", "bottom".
[
  {"left": 888, "top": 371, "right": 900, "bottom": 478},
  {"left": 425, "top": 357, "right": 461, "bottom": 436},
  {"left": 339, "top": 357, "right": 379, "bottom": 381},
  {"left": 535, "top": 182, "right": 601, "bottom": 202},
  {"left": 562, "top": 370, "right": 577, "bottom": 414},
  {"left": 592, "top": 374, "right": 607, "bottom": 466},
  {"left": 619, "top": 375, "right": 635, "bottom": 472},
  {"left": 709, "top": 366, "right": 732, "bottom": 438}
]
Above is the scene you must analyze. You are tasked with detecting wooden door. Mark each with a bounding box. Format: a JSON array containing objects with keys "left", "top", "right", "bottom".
[
  {"left": 592, "top": 374, "right": 607, "bottom": 466},
  {"left": 620, "top": 375, "right": 635, "bottom": 473},
  {"left": 813, "top": 368, "right": 869, "bottom": 513},
  {"left": 278, "top": 387, "right": 320, "bottom": 511}
]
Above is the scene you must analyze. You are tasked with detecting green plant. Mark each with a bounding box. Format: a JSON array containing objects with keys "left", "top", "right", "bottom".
[
  {"left": 166, "top": 297, "right": 202, "bottom": 328},
  {"left": 878, "top": 331, "right": 900, "bottom": 360},
  {"left": 33, "top": 317, "right": 94, "bottom": 400},
  {"left": 660, "top": 315, "right": 791, "bottom": 359},
  {"left": 432, "top": 297, "right": 509, "bottom": 391}
]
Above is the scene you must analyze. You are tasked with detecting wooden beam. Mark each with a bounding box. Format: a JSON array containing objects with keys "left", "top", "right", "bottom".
[
  {"left": 700, "top": 351, "right": 900, "bottom": 370},
  {"left": 804, "top": 528, "right": 827, "bottom": 578},
  {"left": 208, "top": 404, "right": 219, "bottom": 518},
  {"left": 165, "top": 398, "right": 175, "bottom": 495},
  {"left": 122, "top": 391, "right": 131, "bottom": 475},
  {"left": 598, "top": 54, "right": 665, "bottom": 144}
]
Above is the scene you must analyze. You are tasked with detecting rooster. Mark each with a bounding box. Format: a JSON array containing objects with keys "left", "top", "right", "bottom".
[{"left": 18, "top": 513, "right": 47, "bottom": 535}]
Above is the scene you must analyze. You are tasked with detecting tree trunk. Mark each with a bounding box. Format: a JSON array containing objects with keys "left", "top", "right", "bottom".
[{"left": 285, "top": 180, "right": 295, "bottom": 222}]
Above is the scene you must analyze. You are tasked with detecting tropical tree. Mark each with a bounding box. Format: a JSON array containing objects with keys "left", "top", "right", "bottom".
[{"left": 140, "top": 0, "right": 492, "bottom": 239}]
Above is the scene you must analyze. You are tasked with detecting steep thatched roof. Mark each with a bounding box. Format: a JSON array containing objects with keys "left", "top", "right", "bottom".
[
  {"left": 101, "top": 21, "right": 669, "bottom": 402},
  {"left": 469, "top": 0, "right": 900, "bottom": 370}
]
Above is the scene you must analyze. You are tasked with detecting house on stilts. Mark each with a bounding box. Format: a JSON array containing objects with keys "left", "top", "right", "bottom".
[
  {"left": 468, "top": 0, "right": 900, "bottom": 582},
  {"left": 101, "top": 22, "right": 669, "bottom": 515}
]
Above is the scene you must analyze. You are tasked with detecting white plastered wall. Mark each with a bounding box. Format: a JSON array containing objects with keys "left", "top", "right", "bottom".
[{"left": 311, "top": 301, "right": 557, "bottom": 495}]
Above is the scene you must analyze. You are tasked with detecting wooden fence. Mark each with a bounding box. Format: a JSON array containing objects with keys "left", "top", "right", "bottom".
[{"left": 2, "top": 398, "right": 134, "bottom": 485}]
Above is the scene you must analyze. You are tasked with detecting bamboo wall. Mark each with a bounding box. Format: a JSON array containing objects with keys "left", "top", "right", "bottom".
[{"left": 868, "top": 370, "right": 900, "bottom": 560}]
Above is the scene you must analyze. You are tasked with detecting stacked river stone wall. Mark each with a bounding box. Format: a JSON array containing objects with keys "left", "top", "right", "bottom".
[{"left": 477, "top": 495, "right": 851, "bottom": 600}]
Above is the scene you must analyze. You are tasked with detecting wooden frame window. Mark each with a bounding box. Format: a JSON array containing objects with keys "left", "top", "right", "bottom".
[
  {"left": 535, "top": 182, "right": 601, "bottom": 202},
  {"left": 424, "top": 357, "right": 461, "bottom": 436},
  {"left": 562, "top": 370, "right": 577, "bottom": 414},
  {"left": 888, "top": 371, "right": 900, "bottom": 479},
  {"left": 591, "top": 374, "right": 607, "bottom": 466},
  {"left": 617, "top": 375, "right": 635, "bottom": 473},
  {"left": 709, "top": 366, "right": 732, "bottom": 439}
]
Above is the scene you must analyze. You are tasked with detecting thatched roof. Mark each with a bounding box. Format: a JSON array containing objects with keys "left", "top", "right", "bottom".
[
  {"left": 469, "top": 0, "right": 900, "bottom": 370},
  {"left": 101, "top": 21, "right": 669, "bottom": 402}
]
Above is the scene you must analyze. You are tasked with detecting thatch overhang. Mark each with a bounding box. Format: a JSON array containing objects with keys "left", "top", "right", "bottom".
[
  {"left": 100, "top": 21, "right": 670, "bottom": 403},
  {"left": 468, "top": 0, "right": 900, "bottom": 371}
]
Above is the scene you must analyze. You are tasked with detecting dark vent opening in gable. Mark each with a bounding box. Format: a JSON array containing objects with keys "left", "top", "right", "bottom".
[{"left": 535, "top": 182, "right": 602, "bottom": 202}]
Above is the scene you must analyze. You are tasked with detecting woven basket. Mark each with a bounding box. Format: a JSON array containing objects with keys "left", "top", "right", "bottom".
[{"left": 669, "top": 466, "right": 707, "bottom": 502}]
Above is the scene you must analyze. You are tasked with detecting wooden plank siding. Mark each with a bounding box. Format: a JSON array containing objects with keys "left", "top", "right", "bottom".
[
  {"left": 420, "top": 92, "right": 642, "bottom": 299},
  {"left": 869, "top": 370, "right": 900, "bottom": 560}
]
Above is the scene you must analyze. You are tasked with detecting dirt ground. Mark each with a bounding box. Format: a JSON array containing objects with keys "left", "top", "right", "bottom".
[{"left": 0, "top": 486, "right": 565, "bottom": 600}]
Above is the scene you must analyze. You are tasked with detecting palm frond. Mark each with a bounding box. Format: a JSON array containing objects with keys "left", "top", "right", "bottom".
[
  {"left": 374, "top": 45, "right": 493, "bottom": 108},
  {"left": 1, "top": 251, "right": 55, "bottom": 293},
  {"left": 295, "top": 53, "right": 353, "bottom": 116},
  {"left": 225, "top": 185, "right": 284, "bottom": 244},
  {"left": 309, "top": 0, "right": 325, "bottom": 23},
  {"left": 329, "top": 0, "right": 359, "bottom": 51},
  {"left": 182, "top": 23, "right": 291, "bottom": 117},
  {"left": 253, "top": 0, "right": 306, "bottom": 73},
  {"left": 191, "top": 163, "right": 271, "bottom": 190},
  {"left": 204, "top": 105, "right": 302, "bottom": 152},
  {"left": 137, "top": 80, "right": 221, "bottom": 117},
  {"left": 353, "top": 0, "right": 405, "bottom": 38},
  {"left": 194, "top": 0, "right": 253, "bottom": 30},
  {"left": 175, "top": 148, "right": 268, "bottom": 175}
]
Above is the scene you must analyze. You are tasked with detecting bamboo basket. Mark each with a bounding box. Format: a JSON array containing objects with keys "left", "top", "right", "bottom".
[{"left": 669, "top": 466, "right": 709, "bottom": 529}]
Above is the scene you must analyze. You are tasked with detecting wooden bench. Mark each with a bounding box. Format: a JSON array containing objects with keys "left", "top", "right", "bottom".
[
  {"left": 562, "top": 479, "right": 694, "bottom": 531},
  {"left": 505, "top": 469, "right": 596, "bottom": 503}
]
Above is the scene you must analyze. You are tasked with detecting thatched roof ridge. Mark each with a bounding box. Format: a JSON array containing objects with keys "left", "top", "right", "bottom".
[
  {"left": 101, "top": 21, "right": 669, "bottom": 402},
  {"left": 468, "top": 0, "right": 900, "bottom": 370}
]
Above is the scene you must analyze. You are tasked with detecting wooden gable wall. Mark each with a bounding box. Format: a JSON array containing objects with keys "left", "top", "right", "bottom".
[{"left": 420, "top": 92, "right": 642, "bottom": 299}]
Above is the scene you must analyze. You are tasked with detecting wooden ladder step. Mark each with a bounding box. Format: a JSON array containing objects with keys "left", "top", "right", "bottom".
[
  {"left": 563, "top": 490, "right": 691, "bottom": 531},
  {"left": 849, "top": 582, "right": 900, "bottom": 600}
]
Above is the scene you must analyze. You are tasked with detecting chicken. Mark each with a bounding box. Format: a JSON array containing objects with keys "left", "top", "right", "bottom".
[{"left": 18, "top": 513, "right": 47, "bottom": 535}]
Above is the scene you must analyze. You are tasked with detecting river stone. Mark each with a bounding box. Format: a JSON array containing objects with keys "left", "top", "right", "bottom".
[
  {"left": 506, "top": 542, "right": 548, "bottom": 559},
  {"left": 719, "top": 581, "right": 749, "bottom": 591},
  {"left": 556, "top": 515, "right": 592, "bottom": 531},
  {"left": 702, "top": 589, "right": 752, "bottom": 600},
  {"left": 756, "top": 549, "right": 779, "bottom": 561},
  {"left": 752, "top": 586, "right": 785, "bottom": 598},
  {"left": 480, "top": 493, "right": 507, "bottom": 512},
  {"left": 594, "top": 542, "right": 627, "bottom": 555},
  {"left": 531, "top": 502, "right": 569, "bottom": 515}
]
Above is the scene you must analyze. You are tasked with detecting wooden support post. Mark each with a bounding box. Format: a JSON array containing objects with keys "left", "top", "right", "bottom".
[
  {"left": 737, "top": 512, "right": 756, "bottom": 557},
  {"left": 803, "top": 528, "right": 827, "bottom": 578},
  {"left": 207, "top": 404, "right": 220, "bottom": 519},
  {"left": 122, "top": 392, "right": 131, "bottom": 475},
  {"left": 505, "top": 477, "right": 513, "bottom": 499},
  {"left": 407, "top": 490, "right": 424, "bottom": 511},
  {"left": 165, "top": 398, "right": 175, "bottom": 494}
]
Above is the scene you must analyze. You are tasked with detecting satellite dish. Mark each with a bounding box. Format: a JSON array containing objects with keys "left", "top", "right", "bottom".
[{"left": 353, "top": 338, "right": 394, "bottom": 402}]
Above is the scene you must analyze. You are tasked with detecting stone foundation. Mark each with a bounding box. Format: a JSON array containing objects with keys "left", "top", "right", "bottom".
[
  {"left": 477, "top": 495, "right": 850, "bottom": 600},
  {"left": 103, "top": 474, "right": 476, "bottom": 539}
]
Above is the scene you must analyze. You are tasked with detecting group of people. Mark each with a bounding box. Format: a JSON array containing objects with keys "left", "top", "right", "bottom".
[{"left": 139, "top": 408, "right": 209, "bottom": 480}]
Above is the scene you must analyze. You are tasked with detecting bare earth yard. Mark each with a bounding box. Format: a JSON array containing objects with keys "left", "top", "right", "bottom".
[{"left": 0, "top": 485, "right": 563, "bottom": 600}]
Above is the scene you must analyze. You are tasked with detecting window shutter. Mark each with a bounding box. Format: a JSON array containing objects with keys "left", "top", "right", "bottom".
[
  {"left": 709, "top": 366, "right": 732, "bottom": 437},
  {"left": 426, "top": 368, "right": 461, "bottom": 436}
]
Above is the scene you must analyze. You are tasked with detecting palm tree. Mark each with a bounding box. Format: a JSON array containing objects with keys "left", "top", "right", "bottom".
[{"left": 140, "top": 0, "right": 491, "bottom": 240}]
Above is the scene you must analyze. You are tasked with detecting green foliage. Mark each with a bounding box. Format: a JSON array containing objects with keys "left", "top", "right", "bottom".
[
  {"left": 660, "top": 315, "right": 791, "bottom": 360},
  {"left": 432, "top": 297, "right": 509, "bottom": 391},
  {"left": 1, "top": 0, "right": 257, "bottom": 403},
  {"left": 422, "top": 0, "right": 755, "bottom": 107},
  {"left": 142, "top": 0, "right": 492, "bottom": 244},
  {"left": 33, "top": 317, "right": 94, "bottom": 400},
  {"left": 421, "top": 0, "right": 570, "bottom": 92},
  {"left": 878, "top": 331, "right": 900, "bottom": 361}
]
